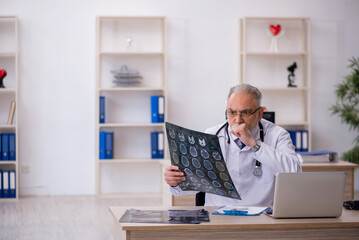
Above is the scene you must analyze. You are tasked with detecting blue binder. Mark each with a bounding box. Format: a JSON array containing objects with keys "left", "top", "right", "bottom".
[
  {"left": 105, "top": 132, "right": 113, "bottom": 159},
  {"left": 151, "top": 96, "right": 159, "bottom": 123},
  {"left": 158, "top": 96, "right": 165, "bottom": 123},
  {"left": 2, "top": 171, "right": 9, "bottom": 198},
  {"left": 100, "top": 96, "right": 105, "bottom": 123},
  {"left": 9, "top": 170, "right": 15, "bottom": 198},
  {"left": 99, "top": 131, "right": 106, "bottom": 159},
  {"left": 0, "top": 171, "right": 2, "bottom": 198},
  {"left": 0, "top": 133, "right": 2, "bottom": 160},
  {"left": 301, "top": 130, "right": 309, "bottom": 152},
  {"left": 1, "top": 133, "right": 9, "bottom": 160},
  {"left": 9, "top": 133, "right": 15, "bottom": 160},
  {"left": 158, "top": 131, "right": 164, "bottom": 158},
  {"left": 151, "top": 132, "right": 158, "bottom": 158},
  {"left": 288, "top": 131, "right": 297, "bottom": 151}
]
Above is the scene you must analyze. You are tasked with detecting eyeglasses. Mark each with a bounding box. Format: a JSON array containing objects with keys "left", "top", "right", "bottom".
[{"left": 226, "top": 107, "right": 261, "bottom": 118}]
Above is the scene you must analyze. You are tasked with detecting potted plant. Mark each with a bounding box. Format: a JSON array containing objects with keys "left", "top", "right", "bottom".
[{"left": 330, "top": 57, "right": 359, "bottom": 164}]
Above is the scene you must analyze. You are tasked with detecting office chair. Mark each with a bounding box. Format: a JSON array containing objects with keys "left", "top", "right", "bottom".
[{"left": 196, "top": 192, "right": 205, "bottom": 206}]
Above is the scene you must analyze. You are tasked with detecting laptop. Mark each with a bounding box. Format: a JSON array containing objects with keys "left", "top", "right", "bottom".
[{"left": 265, "top": 172, "right": 346, "bottom": 218}]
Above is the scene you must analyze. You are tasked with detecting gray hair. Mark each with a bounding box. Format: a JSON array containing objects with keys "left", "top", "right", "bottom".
[{"left": 227, "top": 84, "right": 262, "bottom": 107}]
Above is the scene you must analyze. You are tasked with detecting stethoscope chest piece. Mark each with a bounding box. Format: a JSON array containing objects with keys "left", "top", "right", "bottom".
[{"left": 253, "top": 163, "right": 262, "bottom": 176}]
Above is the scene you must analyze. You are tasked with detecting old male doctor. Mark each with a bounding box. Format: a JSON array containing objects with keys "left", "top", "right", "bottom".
[{"left": 164, "top": 84, "right": 301, "bottom": 206}]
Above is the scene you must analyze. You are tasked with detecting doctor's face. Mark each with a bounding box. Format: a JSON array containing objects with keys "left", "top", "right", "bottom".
[{"left": 226, "top": 92, "right": 263, "bottom": 131}]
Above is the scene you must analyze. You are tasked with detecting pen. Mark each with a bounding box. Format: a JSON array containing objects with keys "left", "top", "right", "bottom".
[{"left": 223, "top": 210, "right": 248, "bottom": 215}]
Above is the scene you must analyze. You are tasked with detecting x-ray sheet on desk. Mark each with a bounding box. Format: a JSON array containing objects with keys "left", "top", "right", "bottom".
[{"left": 165, "top": 122, "right": 241, "bottom": 200}]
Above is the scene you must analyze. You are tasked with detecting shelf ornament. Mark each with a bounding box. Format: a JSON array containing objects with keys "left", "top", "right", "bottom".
[
  {"left": 111, "top": 65, "right": 142, "bottom": 86},
  {"left": 287, "top": 62, "right": 297, "bottom": 87},
  {"left": 0, "top": 69, "right": 7, "bottom": 88},
  {"left": 267, "top": 24, "right": 284, "bottom": 52},
  {"left": 126, "top": 36, "right": 134, "bottom": 52}
]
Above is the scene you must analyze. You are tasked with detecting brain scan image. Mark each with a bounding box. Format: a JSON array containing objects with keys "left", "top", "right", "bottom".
[{"left": 165, "top": 122, "right": 241, "bottom": 200}]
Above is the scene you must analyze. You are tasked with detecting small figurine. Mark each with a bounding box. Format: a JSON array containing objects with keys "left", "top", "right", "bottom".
[
  {"left": 0, "top": 69, "right": 7, "bottom": 88},
  {"left": 267, "top": 24, "right": 285, "bottom": 52},
  {"left": 126, "top": 36, "right": 134, "bottom": 51},
  {"left": 287, "top": 62, "right": 297, "bottom": 87}
]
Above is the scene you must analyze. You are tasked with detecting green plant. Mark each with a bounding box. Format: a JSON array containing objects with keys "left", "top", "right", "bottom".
[{"left": 330, "top": 57, "right": 359, "bottom": 163}]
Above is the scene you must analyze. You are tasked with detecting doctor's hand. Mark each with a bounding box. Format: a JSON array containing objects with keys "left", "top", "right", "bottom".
[
  {"left": 231, "top": 123, "right": 256, "bottom": 148},
  {"left": 164, "top": 165, "right": 186, "bottom": 187}
]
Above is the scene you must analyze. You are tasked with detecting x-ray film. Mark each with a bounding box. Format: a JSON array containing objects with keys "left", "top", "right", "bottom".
[{"left": 165, "top": 122, "right": 241, "bottom": 200}]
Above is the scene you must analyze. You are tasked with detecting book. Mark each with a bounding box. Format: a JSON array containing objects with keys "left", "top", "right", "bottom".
[
  {"left": 99, "top": 96, "right": 105, "bottom": 123},
  {"left": 7, "top": 101, "right": 16, "bottom": 125},
  {"left": 297, "top": 151, "right": 338, "bottom": 163}
]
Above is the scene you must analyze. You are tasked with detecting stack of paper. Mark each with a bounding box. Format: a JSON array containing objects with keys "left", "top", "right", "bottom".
[{"left": 297, "top": 151, "right": 338, "bottom": 163}]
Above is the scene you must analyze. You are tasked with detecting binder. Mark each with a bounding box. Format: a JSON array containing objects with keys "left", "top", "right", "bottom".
[
  {"left": 151, "top": 96, "right": 159, "bottom": 123},
  {"left": 158, "top": 96, "right": 165, "bottom": 123},
  {"left": 0, "top": 133, "right": 2, "bottom": 160},
  {"left": 301, "top": 130, "right": 308, "bottom": 152},
  {"left": 9, "top": 170, "right": 15, "bottom": 198},
  {"left": 151, "top": 132, "right": 158, "bottom": 158},
  {"left": 158, "top": 131, "right": 164, "bottom": 158},
  {"left": 9, "top": 133, "right": 16, "bottom": 160},
  {"left": 99, "top": 131, "right": 106, "bottom": 159},
  {"left": 295, "top": 131, "right": 302, "bottom": 152},
  {"left": 105, "top": 132, "right": 113, "bottom": 159},
  {"left": 0, "top": 171, "right": 2, "bottom": 198},
  {"left": 1, "top": 133, "right": 9, "bottom": 160},
  {"left": 2, "top": 171, "right": 9, "bottom": 198},
  {"left": 99, "top": 96, "right": 105, "bottom": 123}
]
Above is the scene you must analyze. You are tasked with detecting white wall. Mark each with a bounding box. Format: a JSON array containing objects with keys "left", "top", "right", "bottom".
[{"left": 1, "top": 0, "right": 359, "bottom": 195}]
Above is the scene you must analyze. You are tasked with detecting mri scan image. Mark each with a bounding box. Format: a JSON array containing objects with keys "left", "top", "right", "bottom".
[{"left": 165, "top": 122, "right": 241, "bottom": 200}]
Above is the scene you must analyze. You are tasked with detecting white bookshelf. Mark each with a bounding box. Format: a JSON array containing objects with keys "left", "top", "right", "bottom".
[
  {"left": 0, "top": 16, "right": 18, "bottom": 200},
  {"left": 95, "top": 16, "right": 168, "bottom": 201},
  {"left": 240, "top": 17, "right": 311, "bottom": 150}
]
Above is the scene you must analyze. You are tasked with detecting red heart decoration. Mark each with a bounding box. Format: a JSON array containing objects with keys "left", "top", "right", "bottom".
[
  {"left": 0, "top": 69, "right": 6, "bottom": 78},
  {"left": 269, "top": 25, "right": 281, "bottom": 36}
]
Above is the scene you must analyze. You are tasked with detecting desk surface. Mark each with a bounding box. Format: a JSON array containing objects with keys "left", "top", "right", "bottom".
[{"left": 110, "top": 206, "right": 359, "bottom": 231}]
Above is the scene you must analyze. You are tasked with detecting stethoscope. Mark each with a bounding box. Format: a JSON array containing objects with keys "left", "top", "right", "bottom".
[{"left": 215, "top": 121, "right": 264, "bottom": 177}]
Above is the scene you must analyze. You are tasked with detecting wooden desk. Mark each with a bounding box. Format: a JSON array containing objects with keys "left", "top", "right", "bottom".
[
  {"left": 109, "top": 206, "right": 359, "bottom": 240},
  {"left": 173, "top": 160, "right": 358, "bottom": 206},
  {"left": 302, "top": 160, "right": 358, "bottom": 200}
]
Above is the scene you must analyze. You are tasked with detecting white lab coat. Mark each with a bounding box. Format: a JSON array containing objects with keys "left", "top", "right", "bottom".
[{"left": 169, "top": 119, "right": 302, "bottom": 206}]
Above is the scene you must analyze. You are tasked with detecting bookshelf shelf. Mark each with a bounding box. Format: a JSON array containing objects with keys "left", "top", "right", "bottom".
[
  {"left": 96, "top": 16, "right": 168, "bottom": 201},
  {"left": 0, "top": 16, "right": 18, "bottom": 200},
  {"left": 240, "top": 17, "right": 311, "bottom": 149}
]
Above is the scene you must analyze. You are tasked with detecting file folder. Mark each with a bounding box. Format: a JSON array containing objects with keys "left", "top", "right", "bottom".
[
  {"left": 9, "top": 133, "right": 16, "bottom": 160},
  {"left": 105, "top": 132, "right": 113, "bottom": 159},
  {"left": 158, "top": 96, "right": 165, "bottom": 123},
  {"left": 99, "top": 131, "right": 106, "bottom": 159},
  {"left": 301, "top": 130, "right": 308, "bottom": 152},
  {"left": 158, "top": 131, "right": 164, "bottom": 158},
  {"left": 0, "top": 171, "right": 2, "bottom": 198},
  {"left": 2, "top": 171, "right": 9, "bottom": 198},
  {"left": 151, "top": 96, "right": 159, "bottom": 123},
  {"left": 1, "top": 133, "right": 9, "bottom": 160},
  {"left": 151, "top": 132, "right": 158, "bottom": 159},
  {"left": 99, "top": 96, "right": 105, "bottom": 123},
  {"left": 9, "top": 170, "right": 15, "bottom": 198}
]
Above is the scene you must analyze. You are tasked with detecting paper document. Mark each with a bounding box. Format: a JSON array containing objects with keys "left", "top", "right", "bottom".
[{"left": 213, "top": 206, "right": 269, "bottom": 216}]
